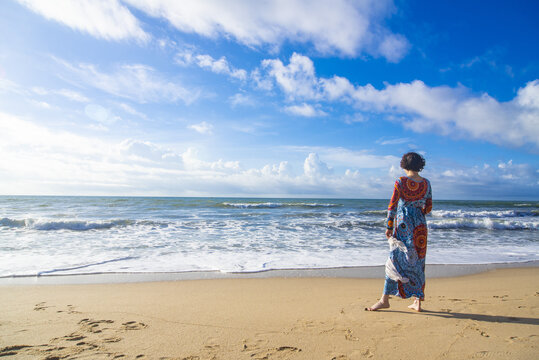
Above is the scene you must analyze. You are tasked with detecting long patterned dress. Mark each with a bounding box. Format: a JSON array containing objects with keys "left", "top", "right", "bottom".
[{"left": 384, "top": 176, "right": 432, "bottom": 300}]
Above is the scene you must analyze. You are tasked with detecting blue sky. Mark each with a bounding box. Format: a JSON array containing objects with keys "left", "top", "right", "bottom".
[{"left": 0, "top": 0, "right": 538, "bottom": 199}]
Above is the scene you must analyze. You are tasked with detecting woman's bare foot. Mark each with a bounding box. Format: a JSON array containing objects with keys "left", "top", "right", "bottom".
[
  {"left": 408, "top": 298, "right": 422, "bottom": 312},
  {"left": 365, "top": 299, "right": 390, "bottom": 311}
]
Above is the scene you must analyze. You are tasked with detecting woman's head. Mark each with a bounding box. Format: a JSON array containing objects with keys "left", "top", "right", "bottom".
[{"left": 400, "top": 152, "right": 425, "bottom": 172}]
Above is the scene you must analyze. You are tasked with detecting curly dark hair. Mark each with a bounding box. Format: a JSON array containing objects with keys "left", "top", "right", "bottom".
[{"left": 400, "top": 152, "right": 425, "bottom": 172}]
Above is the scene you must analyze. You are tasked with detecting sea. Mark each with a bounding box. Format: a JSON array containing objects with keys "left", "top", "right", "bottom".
[{"left": 0, "top": 196, "right": 538, "bottom": 277}]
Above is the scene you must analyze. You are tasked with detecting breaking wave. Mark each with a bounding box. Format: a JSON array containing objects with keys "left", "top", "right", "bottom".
[
  {"left": 220, "top": 202, "right": 341, "bottom": 209},
  {"left": 0, "top": 218, "right": 166, "bottom": 231},
  {"left": 429, "top": 218, "right": 538, "bottom": 230},
  {"left": 431, "top": 209, "right": 537, "bottom": 218}
]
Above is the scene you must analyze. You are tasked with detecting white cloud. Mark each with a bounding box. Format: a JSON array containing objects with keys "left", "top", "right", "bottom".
[
  {"left": 262, "top": 53, "right": 320, "bottom": 100},
  {"left": 124, "top": 0, "right": 408, "bottom": 60},
  {"left": 0, "top": 78, "right": 23, "bottom": 94},
  {"left": 31, "top": 87, "right": 90, "bottom": 102},
  {"left": 343, "top": 113, "right": 368, "bottom": 124},
  {"left": 260, "top": 53, "right": 539, "bottom": 148},
  {"left": 29, "top": 100, "right": 52, "bottom": 109},
  {"left": 284, "top": 103, "right": 326, "bottom": 117},
  {"left": 289, "top": 146, "right": 399, "bottom": 169},
  {"left": 58, "top": 59, "right": 199, "bottom": 104},
  {"left": 1, "top": 112, "right": 536, "bottom": 199},
  {"left": 229, "top": 93, "right": 254, "bottom": 107},
  {"left": 377, "top": 137, "right": 412, "bottom": 145},
  {"left": 188, "top": 121, "right": 213, "bottom": 135},
  {"left": 431, "top": 159, "right": 539, "bottom": 199},
  {"left": 56, "top": 89, "right": 90, "bottom": 102},
  {"left": 17, "top": 0, "right": 149, "bottom": 42},
  {"left": 377, "top": 34, "right": 409, "bottom": 63},
  {"left": 118, "top": 103, "right": 148, "bottom": 119},
  {"left": 304, "top": 153, "right": 332, "bottom": 178},
  {"left": 84, "top": 104, "right": 120, "bottom": 125},
  {"left": 175, "top": 49, "right": 247, "bottom": 80},
  {"left": 181, "top": 148, "right": 239, "bottom": 172}
]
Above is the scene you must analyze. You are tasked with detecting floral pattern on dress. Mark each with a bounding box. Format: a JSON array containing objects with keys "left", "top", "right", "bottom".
[{"left": 386, "top": 176, "right": 432, "bottom": 300}]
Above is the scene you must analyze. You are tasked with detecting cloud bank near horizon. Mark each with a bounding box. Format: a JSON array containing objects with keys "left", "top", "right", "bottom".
[{"left": 0, "top": 113, "right": 536, "bottom": 199}]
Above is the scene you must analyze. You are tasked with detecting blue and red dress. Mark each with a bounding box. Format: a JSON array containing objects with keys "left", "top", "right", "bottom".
[{"left": 384, "top": 176, "right": 432, "bottom": 299}]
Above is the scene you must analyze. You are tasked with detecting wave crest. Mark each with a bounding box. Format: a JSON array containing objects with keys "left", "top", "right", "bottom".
[
  {"left": 429, "top": 218, "right": 538, "bottom": 230},
  {"left": 0, "top": 218, "right": 139, "bottom": 231},
  {"left": 220, "top": 202, "right": 341, "bottom": 209},
  {"left": 431, "top": 209, "right": 537, "bottom": 218}
]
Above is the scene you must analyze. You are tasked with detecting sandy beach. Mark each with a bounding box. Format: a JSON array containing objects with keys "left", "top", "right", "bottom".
[{"left": 1, "top": 267, "right": 538, "bottom": 359}]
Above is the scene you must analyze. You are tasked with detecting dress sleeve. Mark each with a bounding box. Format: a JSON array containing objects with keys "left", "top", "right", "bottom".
[
  {"left": 423, "top": 181, "right": 432, "bottom": 215},
  {"left": 386, "top": 180, "right": 400, "bottom": 229}
]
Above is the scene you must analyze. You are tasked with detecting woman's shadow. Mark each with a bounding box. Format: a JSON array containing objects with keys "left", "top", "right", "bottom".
[{"left": 389, "top": 309, "right": 539, "bottom": 326}]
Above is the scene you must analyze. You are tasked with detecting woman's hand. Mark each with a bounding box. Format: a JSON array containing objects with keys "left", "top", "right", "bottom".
[{"left": 385, "top": 228, "right": 392, "bottom": 238}]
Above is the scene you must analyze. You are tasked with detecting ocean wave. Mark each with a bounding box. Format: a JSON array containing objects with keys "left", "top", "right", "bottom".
[
  {"left": 362, "top": 210, "right": 387, "bottom": 215},
  {"left": 220, "top": 202, "right": 341, "bottom": 209},
  {"left": 431, "top": 209, "right": 537, "bottom": 218},
  {"left": 283, "top": 219, "right": 386, "bottom": 230},
  {"left": 0, "top": 218, "right": 168, "bottom": 231},
  {"left": 429, "top": 218, "right": 539, "bottom": 230},
  {"left": 514, "top": 203, "right": 538, "bottom": 207}
]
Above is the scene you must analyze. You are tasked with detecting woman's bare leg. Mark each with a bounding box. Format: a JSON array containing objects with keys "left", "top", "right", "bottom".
[{"left": 366, "top": 294, "right": 390, "bottom": 311}]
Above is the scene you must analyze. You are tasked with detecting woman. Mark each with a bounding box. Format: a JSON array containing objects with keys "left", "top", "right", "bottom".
[{"left": 367, "top": 152, "right": 432, "bottom": 312}]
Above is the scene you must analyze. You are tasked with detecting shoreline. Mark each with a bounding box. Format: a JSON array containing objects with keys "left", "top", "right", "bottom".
[{"left": 2, "top": 260, "right": 538, "bottom": 285}]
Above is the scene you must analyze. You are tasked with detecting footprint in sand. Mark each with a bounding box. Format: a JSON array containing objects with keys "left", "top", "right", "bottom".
[
  {"left": 0, "top": 345, "right": 31, "bottom": 357},
  {"left": 78, "top": 318, "right": 115, "bottom": 334},
  {"left": 104, "top": 336, "right": 122, "bottom": 343},
  {"left": 361, "top": 348, "right": 375, "bottom": 358},
  {"left": 34, "top": 302, "right": 51, "bottom": 311},
  {"left": 242, "top": 337, "right": 268, "bottom": 352},
  {"left": 471, "top": 350, "right": 490, "bottom": 358},
  {"left": 63, "top": 333, "right": 86, "bottom": 342},
  {"left": 121, "top": 320, "right": 147, "bottom": 330},
  {"left": 331, "top": 355, "right": 349, "bottom": 360},
  {"left": 250, "top": 346, "right": 302, "bottom": 359},
  {"left": 472, "top": 327, "right": 489, "bottom": 338},
  {"left": 344, "top": 329, "right": 360, "bottom": 342},
  {"left": 506, "top": 334, "right": 538, "bottom": 344}
]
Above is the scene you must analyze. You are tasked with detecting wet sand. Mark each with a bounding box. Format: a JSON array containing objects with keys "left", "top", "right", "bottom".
[{"left": 1, "top": 267, "right": 538, "bottom": 359}]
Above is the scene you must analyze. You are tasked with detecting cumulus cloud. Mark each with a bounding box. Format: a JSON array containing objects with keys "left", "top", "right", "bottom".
[
  {"left": 351, "top": 79, "right": 539, "bottom": 148},
  {"left": 181, "top": 148, "right": 240, "bottom": 172},
  {"left": 429, "top": 159, "right": 539, "bottom": 199},
  {"left": 289, "top": 146, "right": 399, "bottom": 169},
  {"left": 304, "top": 153, "right": 332, "bottom": 178},
  {"left": 17, "top": 0, "right": 149, "bottom": 42},
  {"left": 123, "top": 0, "right": 408, "bottom": 60},
  {"left": 58, "top": 59, "right": 199, "bottom": 104},
  {"left": 260, "top": 53, "right": 539, "bottom": 148},
  {"left": 284, "top": 103, "right": 326, "bottom": 117},
  {"left": 262, "top": 53, "right": 320, "bottom": 100},
  {"left": 188, "top": 121, "right": 213, "bottom": 135},
  {"left": 175, "top": 49, "right": 247, "bottom": 80}
]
